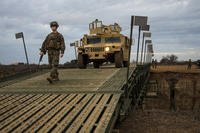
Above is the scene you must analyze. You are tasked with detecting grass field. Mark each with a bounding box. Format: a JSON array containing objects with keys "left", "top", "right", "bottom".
[{"left": 151, "top": 64, "right": 200, "bottom": 73}]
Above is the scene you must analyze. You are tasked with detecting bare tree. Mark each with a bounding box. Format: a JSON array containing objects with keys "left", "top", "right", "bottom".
[{"left": 160, "top": 54, "right": 178, "bottom": 64}]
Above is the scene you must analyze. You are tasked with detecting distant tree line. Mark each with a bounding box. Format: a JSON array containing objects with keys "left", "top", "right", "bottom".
[{"left": 160, "top": 54, "right": 178, "bottom": 64}]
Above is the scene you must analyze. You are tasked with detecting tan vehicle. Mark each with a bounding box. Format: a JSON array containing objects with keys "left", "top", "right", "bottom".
[{"left": 77, "top": 19, "right": 130, "bottom": 68}]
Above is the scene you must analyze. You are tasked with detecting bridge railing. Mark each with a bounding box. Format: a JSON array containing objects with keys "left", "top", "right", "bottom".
[{"left": 120, "top": 64, "right": 151, "bottom": 116}]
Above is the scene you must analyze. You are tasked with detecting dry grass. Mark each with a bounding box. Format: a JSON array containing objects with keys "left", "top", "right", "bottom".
[{"left": 151, "top": 64, "right": 200, "bottom": 73}]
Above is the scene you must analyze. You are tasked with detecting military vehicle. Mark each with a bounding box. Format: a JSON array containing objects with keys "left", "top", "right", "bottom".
[{"left": 77, "top": 19, "right": 130, "bottom": 68}]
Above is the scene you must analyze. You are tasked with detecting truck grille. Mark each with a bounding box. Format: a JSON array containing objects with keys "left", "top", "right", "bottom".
[{"left": 90, "top": 47, "right": 104, "bottom": 52}]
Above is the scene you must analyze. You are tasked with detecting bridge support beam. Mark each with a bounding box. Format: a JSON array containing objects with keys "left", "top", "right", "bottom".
[
  {"left": 167, "top": 78, "right": 178, "bottom": 111},
  {"left": 120, "top": 64, "right": 150, "bottom": 119}
]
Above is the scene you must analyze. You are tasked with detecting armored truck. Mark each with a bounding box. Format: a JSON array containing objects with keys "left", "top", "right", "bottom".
[{"left": 77, "top": 19, "right": 130, "bottom": 68}]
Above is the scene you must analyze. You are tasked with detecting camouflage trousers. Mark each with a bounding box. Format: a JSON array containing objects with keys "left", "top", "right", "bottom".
[{"left": 48, "top": 50, "right": 60, "bottom": 79}]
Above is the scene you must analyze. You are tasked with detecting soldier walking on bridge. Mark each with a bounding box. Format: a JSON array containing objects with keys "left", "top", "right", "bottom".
[{"left": 40, "top": 21, "right": 65, "bottom": 83}]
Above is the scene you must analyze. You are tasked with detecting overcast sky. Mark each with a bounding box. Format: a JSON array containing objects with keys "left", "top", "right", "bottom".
[{"left": 0, "top": 0, "right": 199, "bottom": 64}]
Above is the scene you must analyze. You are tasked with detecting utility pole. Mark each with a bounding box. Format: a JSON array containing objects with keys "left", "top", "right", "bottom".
[
  {"left": 127, "top": 16, "right": 148, "bottom": 82},
  {"left": 15, "top": 32, "right": 30, "bottom": 71},
  {"left": 140, "top": 26, "right": 150, "bottom": 64},
  {"left": 127, "top": 16, "right": 134, "bottom": 82},
  {"left": 144, "top": 39, "right": 152, "bottom": 63},
  {"left": 136, "top": 26, "right": 141, "bottom": 65},
  {"left": 70, "top": 41, "right": 78, "bottom": 60}
]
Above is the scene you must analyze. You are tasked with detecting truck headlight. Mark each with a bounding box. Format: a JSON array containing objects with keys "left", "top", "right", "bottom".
[{"left": 105, "top": 47, "right": 110, "bottom": 52}]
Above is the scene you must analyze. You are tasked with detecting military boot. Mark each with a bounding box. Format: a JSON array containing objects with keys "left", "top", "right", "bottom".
[
  {"left": 53, "top": 77, "right": 59, "bottom": 81},
  {"left": 53, "top": 74, "right": 59, "bottom": 81}
]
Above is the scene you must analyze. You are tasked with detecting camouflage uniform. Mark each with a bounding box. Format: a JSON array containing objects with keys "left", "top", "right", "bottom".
[{"left": 41, "top": 32, "right": 65, "bottom": 80}]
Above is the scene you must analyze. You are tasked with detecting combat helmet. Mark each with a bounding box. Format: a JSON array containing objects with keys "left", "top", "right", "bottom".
[{"left": 50, "top": 21, "right": 59, "bottom": 27}]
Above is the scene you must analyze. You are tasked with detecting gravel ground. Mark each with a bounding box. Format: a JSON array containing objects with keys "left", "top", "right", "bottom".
[
  {"left": 118, "top": 109, "right": 200, "bottom": 133},
  {"left": 118, "top": 65, "right": 200, "bottom": 133}
]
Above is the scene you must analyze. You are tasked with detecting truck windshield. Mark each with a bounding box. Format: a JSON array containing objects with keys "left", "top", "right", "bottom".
[
  {"left": 87, "top": 37, "right": 101, "bottom": 44},
  {"left": 105, "top": 37, "right": 121, "bottom": 43}
]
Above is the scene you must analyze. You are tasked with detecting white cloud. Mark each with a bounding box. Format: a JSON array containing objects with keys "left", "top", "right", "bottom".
[{"left": 0, "top": 0, "right": 199, "bottom": 64}]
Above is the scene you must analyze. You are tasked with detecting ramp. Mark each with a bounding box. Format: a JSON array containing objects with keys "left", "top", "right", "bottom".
[
  {"left": 0, "top": 93, "right": 120, "bottom": 133},
  {"left": 0, "top": 67, "right": 132, "bottom": 132},
  {"left": 0, "top": 69, "right": 120, "bottom": 93}
]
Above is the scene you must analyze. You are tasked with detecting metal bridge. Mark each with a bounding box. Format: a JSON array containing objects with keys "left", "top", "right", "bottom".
[{"left": 0, "top": 65, "right": 150, "bottom": 133}]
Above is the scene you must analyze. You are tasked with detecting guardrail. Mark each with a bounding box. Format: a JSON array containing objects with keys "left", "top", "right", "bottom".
[
  {"left": 0, "top": 69, "right": 36, "bottom": 82},
  {"left": 120, "top": 64, "right": 150, "bottom": 117}
]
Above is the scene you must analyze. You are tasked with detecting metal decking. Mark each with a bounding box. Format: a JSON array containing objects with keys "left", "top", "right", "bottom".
[
  {"left": 0, "top": 93, "right": 120, "bottom": 133},
  {"left": 0, "top": 68, "right": 132, "bottom": 133}
]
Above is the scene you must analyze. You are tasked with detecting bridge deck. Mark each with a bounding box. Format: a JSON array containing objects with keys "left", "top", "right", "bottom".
[
  {"left": 0, "top": 67, "right": 134, "bottom": 132},
  {"left": 0, "top": 69, "right": 120, "bottom": 93},
  {"left": 0, "top": 93, "right": 120, "bottom": 133}
]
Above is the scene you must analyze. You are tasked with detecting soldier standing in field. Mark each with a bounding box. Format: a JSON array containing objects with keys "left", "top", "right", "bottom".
[
  {"left": 152, "top": 59, "right": 155, "bottom": 69},
  {"left": 40, "top": 21, "right": 65, "bottom": 83},
  {"left": 187, "top": 59, "right": 192, "bottom": 70},
  {"left": 154, "top": 59, "right": 158, "bottom": 69}
]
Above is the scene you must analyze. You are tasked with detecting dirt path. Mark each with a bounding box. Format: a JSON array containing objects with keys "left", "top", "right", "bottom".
[{"left": 119, "top": 109, "right": 200, "bottom": 133}]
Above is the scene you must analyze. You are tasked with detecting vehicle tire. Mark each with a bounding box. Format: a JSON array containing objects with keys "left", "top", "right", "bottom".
[
  {"left": 123, "top": 61, "right": 128, "bottom": 67},
  {"left": 78, "top": 54, "right": 87, "bottom": 69},
  {"left": 115, "top": 51, "right": 123, "bottom": 68},
  {"left": 93, "top": 62, "right": 100, "bottom": 68}
]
